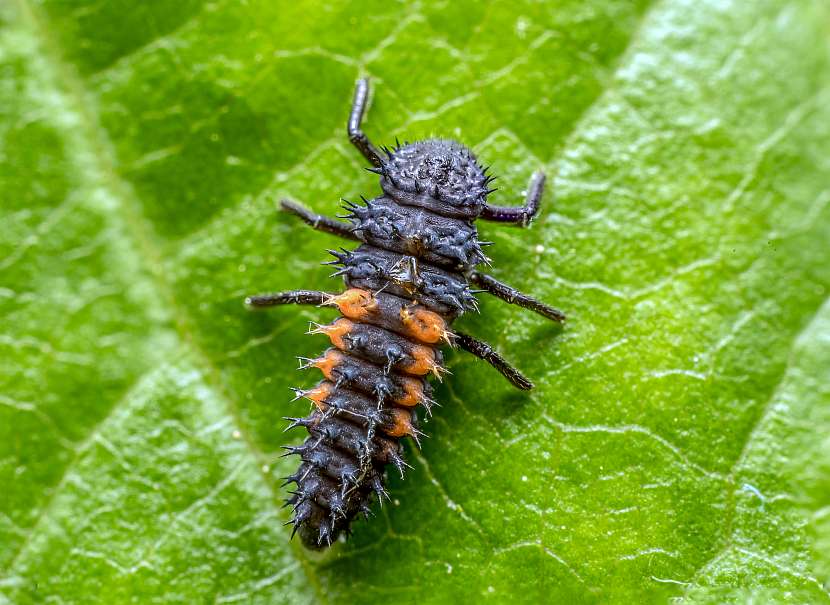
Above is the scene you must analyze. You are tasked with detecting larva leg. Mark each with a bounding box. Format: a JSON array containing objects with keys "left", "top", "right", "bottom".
[
  {"left": 480, "top": 170, "right": 545, "bottom": 226},
  {"left": 347, "top": 78, "right": 382, "bottom": 167},
  {"left": 245, "top": 289, "right": 331, "bottom": 308},
  {"left": 454, "top": 332, "right": 533, "bottom": 391},
  {"left": 281, "top": 200, "right": 360, "bottom": 241},
  {"left": 469, "top": 271, "right": 565, "bottom": 323}
]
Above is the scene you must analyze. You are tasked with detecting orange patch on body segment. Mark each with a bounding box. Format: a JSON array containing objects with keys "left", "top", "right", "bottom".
[
  {"left": 313, "top": 317, "right": 354, "bottom": 350},
  {"left": 394, "top": 376, "right": 425, "bottom": 407},
  {"left": 402, "top": 343, "right": 441, "bottom": 377},
  {"left": 383, "top": 407, "right": 416, "bottom": 438},
  {"left": 312, "top": 349, "right": 344, "bottom": 381},
  {"left": 399, "top": 305, "right": 449, "bottom": 344},
  {"left": 326, "top": 288, "right": 377, "bottom": 321},
  {"left": 305, "top": 382, "right": 333, "bottom": 411}
]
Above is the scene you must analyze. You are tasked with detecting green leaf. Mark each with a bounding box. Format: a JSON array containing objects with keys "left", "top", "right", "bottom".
[{"left": 2, "top": 0, "right": 829, "bottom": 603}]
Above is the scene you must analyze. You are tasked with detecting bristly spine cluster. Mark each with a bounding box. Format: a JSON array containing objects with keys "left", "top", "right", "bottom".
[
  {"left": 341, "top": 196, "right": 493, "bottom": 268},
  {"left": 367, "top": 139, "right": 497, "bottom": 217}
]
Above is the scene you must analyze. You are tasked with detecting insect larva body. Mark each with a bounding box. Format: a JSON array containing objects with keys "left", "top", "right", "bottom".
[{"left": 246, "top": 79, "right": 565, "bottom": 548}]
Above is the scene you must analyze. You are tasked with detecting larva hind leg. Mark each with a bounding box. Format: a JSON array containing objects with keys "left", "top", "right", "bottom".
[{"left": 454, "top": 332, "right": 534, "bottom": 391}]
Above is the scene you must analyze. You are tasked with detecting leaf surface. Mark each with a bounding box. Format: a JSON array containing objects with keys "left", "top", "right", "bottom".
[{"left": 2, "top": 0, "right": 829, "bottom": 603}]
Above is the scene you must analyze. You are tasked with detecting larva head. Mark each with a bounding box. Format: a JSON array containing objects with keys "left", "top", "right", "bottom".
[{"left": 376, "top": 139, "right": 493, "bottom": 219}]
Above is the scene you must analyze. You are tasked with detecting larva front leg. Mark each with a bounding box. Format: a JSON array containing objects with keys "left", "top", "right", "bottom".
[
  {"left": 480, "top": 170, "right": 546, "bottom": 226},
  {"left": 280, "top": 200, "right": 360, "bottom": 242},
  {"left": 347, "top": 77, "right": 382, "bottom": 167}
]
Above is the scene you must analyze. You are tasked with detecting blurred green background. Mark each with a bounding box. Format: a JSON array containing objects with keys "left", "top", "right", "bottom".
[{"left": 2, "top": 0, "right": 830, "bottom": 603}]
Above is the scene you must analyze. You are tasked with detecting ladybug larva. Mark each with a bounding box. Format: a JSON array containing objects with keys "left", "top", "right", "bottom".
[{"left": 246, "top": 78, "right": 565, "bottom": 548}]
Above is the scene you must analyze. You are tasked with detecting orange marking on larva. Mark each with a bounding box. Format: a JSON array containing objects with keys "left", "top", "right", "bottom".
[
  {"left": 394, "top": 377, "right": 424, "bottom": 407},
  {"left": 326, "top": 288, "right": 377, "bottom": 320},
  {"left": 313, "top": 349, "right": 344, "bottom": 381},
  {"left": 383, "top": 407, "right": 415, "bottom": 438},
  {"left": 402, "top": 343, "right": 439, "bottom": 376},
  {"left": 306, "top": 382, "right": 333, "bottom": 411},
  {"left": 313, "top": 318, "right": 354, "bottom": 350},
  {"left": 399, "top": 305, "right": 449, "bottom": 344}
]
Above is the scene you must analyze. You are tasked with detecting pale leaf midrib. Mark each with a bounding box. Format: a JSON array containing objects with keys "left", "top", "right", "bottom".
[{"left": 8, "top": 0, "right": 327, "bottom": 599}]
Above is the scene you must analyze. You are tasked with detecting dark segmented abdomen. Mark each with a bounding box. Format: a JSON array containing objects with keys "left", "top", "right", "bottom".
[
  {"left": 304, "top": 348, "right": 435, "bottom": 409},
  {"left": 285, "top": 281, "right": 460, "bottom": 547}
]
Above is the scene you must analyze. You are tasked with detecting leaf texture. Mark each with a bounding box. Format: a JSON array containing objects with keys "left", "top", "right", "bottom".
[{"left": 1, "top": 0, "right": 829, "bottom": 603}]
